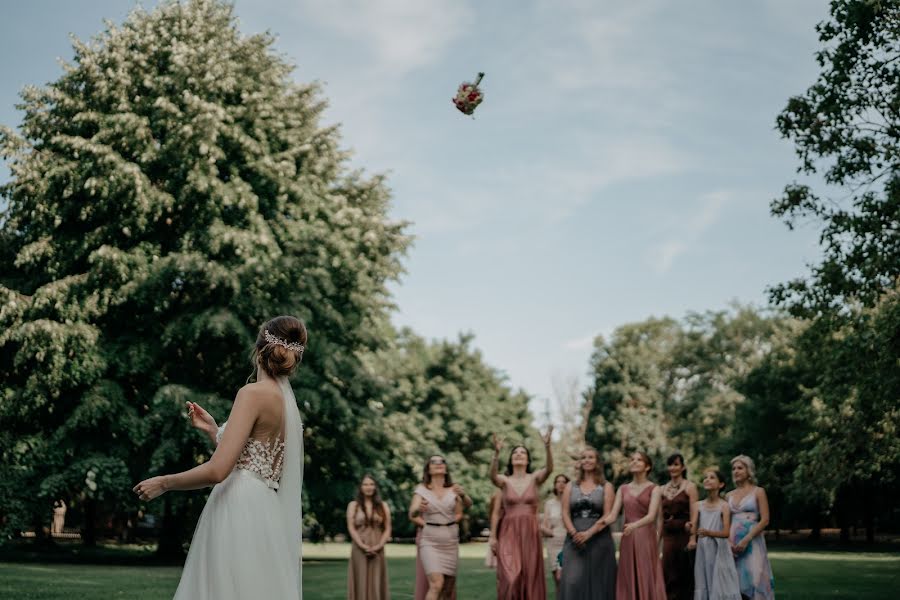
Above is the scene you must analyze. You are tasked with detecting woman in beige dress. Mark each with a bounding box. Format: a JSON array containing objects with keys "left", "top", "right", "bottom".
[
  {"left": 347, "top": 474, "right": 392, "bottom": 600},
  {"left": 542, "top": 474, "right": 569, "bottom": 597},
  {"left": 409, "top": 455, "right": 468, "bottom": 600}
]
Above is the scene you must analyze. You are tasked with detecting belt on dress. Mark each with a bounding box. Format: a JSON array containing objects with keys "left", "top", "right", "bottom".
[{"left": 425, "top": 522, "right": 456, "bottom": 526}]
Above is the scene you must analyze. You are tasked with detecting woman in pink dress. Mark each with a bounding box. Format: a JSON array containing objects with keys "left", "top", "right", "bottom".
[
  {"left": 489, "top": 427, "right": 554, "bottom": 600},
  {"left": 604, "top": 451, "right": 666, "bottom": 600}
]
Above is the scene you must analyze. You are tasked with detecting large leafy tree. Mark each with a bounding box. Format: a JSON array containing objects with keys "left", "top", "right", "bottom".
[
  {"left": 583, "top": 318, "right": 680, "bottom": 480},
  {"left": 583, "top": 308, "right": 787, "bottom": 481},
  {"left": 768, "top": 0, "right": 900, "bottom": 541},
  {"left": 0, "top": 0, "right": 409, "bottom": 551},
  {"left": 772, "top": 0, "right": 900, "bottom": 314}
]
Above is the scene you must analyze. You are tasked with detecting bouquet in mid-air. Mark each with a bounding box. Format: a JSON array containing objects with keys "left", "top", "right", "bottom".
[{"left": 453, "top": 72, "right": 485, "bottom": 116}]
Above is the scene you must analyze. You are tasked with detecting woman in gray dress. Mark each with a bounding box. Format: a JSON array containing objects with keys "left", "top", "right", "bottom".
[{"left": 559, "top": 447, "right": 616, "bottom": 599}]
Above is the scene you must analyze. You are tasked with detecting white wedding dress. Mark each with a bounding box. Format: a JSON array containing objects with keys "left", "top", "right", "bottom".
[{"left": 173, "top": 377, "right": 304, "bottom": 599}]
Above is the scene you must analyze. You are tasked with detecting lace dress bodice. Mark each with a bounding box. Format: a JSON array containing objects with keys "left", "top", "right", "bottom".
[{"left": 217, "top": 423, "right": 285, "bottom": 489}]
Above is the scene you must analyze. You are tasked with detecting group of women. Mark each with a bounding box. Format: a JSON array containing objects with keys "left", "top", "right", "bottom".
[{"left": 345, "top": 435, "right": 776, "bottom": 600}]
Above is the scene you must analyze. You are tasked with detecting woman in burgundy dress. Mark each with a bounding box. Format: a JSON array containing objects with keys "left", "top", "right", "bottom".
[
  {"left": 604, "top": 451, "right": 666, "bottom": 600},
  {"left": 661, "top": 454, "right": 698, "bottom": 600},
  {"left": 489, "top": 427, "right": 554, "bottom": 600}
]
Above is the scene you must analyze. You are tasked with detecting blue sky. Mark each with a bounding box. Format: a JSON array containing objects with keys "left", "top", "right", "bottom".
[{"left": 1, "top": 1, "right": 828, "bottom": 417}]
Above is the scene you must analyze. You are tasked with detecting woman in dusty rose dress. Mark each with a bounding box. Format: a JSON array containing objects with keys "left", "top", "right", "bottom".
[
  {"left": 489, "top": 427, "right": 554, "bottom": 600},
  {"left": 409, "top": 455, "right": 472, "bottom": 600},
  {"left": 604, "top": 451, "right": 666, "bottom": 600},
  {"left": 660, "top": 454, "right": 697, "bottom": 600},
  {"left": 347, "top": 474, "right": 392, "bottom": 600},
  {"left": 727, "top": 456, "right": 774, "bottom": 600}
]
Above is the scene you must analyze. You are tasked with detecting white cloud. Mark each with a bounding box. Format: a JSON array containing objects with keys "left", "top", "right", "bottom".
[
  {"left": 297, "top": 0, "right": 473, "bottom": 75},
  {"left": 396, "top": 133, "right": 692, "bottom": 236},
  {"left": 563, "top": 335, "right": 595, "bottom": 351},
  {"left": 648, "top": 190, "right": 731, "bottom": 273}
]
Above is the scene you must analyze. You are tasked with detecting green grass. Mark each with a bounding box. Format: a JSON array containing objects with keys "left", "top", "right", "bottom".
[{"left": 1, "top": 543, "right": 897, "bottom": 599}]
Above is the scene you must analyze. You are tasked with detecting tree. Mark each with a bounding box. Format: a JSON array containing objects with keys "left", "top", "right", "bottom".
[
  {"left": 772, "top": 0, "right": 900, "bottom": 315},
  {"left": 549, "top": 373, "right": 590, "bottom": 478},
  {"left": 770, "top": 0, "right": 900, "bottom": 541},
  {"left": 583, "top": 308, "right": 788, "bottom": 482},
  {"left": 0, "top": 0, "right": 409, "bottom": 551},
  {"left": 788, "top": 287, "right": 900, "bottom": 541},
  {"left": 669, "top": 307, "right": 789, "bottom": 469},
  {"left": 583, "top": 318, "right": 680, "bottom": 480}
]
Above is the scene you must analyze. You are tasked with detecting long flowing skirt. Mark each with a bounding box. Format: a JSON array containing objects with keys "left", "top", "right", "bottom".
[
  {"left": 497, "top": 511, "right": 546, "bottom": 599},
  {"left": 559, "top": 522, "right": 616, "bottom": 600},
  {"left": 173, "top": 470, "right": 300, "bottom": 600},
  {"left": 616, "top": 525, "right": 666, "bottom": 600},
  {"left": 730, "top": 519, "right": 774, "bottom": 600},
  {"left": 694, "top": 537, "right": 741, "bottom": 600},
  {"left": 348, "top": 525, "right": 389, "bottom": 600}
]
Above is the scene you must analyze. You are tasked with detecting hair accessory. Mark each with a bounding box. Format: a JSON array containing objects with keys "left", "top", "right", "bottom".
[{"left": 264, "top": 329, "right": 305, "bottom": 354}]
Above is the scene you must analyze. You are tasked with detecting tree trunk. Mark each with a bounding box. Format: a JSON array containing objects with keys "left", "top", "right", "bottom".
[
  {"left": 837, "top": 490, "right": 851, "bottom": 543},
  {"left": 155, "top": 496, "right": 186, "bottom": 559},
  {"left": 809, "top": 510, "right": 822, "bottom": 541},
  {"left": 864, "top": 499, "right": 875, "bottom": 544},
  {"left": 82, "top": 498, "right": 97, "bottom": 547},
  {"left": 31, "top": 510, "right": 53, "bottom": 548}
]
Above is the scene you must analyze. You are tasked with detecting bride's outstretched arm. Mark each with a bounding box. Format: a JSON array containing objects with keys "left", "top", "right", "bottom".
[{"left": 134, "top": 388, "right": 259, "bottom": 500}]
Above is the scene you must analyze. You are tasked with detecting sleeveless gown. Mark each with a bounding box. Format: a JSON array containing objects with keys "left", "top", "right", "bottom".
[
  {"left": 543, "top": 497, "right": 566, "bottom": 575},
  {"left": 414, "top": 485, "right": 459, "bottom": 600},
  {"left": 616, "top": 485, "right": 666, "bottom": 600},
  {"left": 172, "top": 377, "right": 303, "bottom": 600},
  {"left": 693, "top": 502, "right": 741, "bottom": 600},
  {"left": 347, "top": 504, "right": 390, "bottom": 600},
  {"left": 497, "top": 478, "right": 546, "bottom": 600},
  {"left": 661, "top": 490, "right": 693, "bottom": 600},
  {"left": 728, "top": 489, "right": 774, "bottom": 600},
  {"left": 559, "top": 483, "right": 616, "bottom": 600}
]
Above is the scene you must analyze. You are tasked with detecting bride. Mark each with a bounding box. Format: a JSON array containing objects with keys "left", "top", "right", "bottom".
[{"left": 133, "top": 316, "right": 305, "bottom": 599}]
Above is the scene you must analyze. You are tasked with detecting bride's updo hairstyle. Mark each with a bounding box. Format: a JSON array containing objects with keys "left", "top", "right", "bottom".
[{"left": 251, "top": 316, "right": 307, "bottom": 378}]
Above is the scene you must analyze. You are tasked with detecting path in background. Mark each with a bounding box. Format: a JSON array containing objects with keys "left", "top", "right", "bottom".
[{"left": 1, "top": 544, "right": 898, "bottom": 599}]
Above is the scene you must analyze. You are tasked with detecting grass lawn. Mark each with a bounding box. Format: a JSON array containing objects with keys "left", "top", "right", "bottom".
[{"left": 1, "top": 543, "right": 897, "bottom": 599}]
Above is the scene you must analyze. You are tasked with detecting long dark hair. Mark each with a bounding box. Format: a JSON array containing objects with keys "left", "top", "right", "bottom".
[
  {"left": 505, "top": 445, "right": 533, "bottom": 476},
  {"left": 354, "top": 474, "right": 386, "bottom": 525},
  {"left": 667, "top": 453, "right": 687, "bottom": 478},
  {"left": 422, "top": 455, "right": 453, "bottom": 487},
  {"left": 552, "top": 474, "right": 570, "bottom": 497}
]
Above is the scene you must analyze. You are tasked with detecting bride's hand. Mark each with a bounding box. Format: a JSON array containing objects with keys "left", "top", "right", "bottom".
[
  {"left": 133, "top": 476, "right": 168, "bottom": 501},
  {"left": 187, "top": 401, "right": 217, "bottom": 434}
]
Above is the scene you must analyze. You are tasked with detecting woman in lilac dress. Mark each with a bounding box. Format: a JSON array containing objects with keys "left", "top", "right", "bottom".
[
  {"left": 727, "top": 456, "right": 774, "bottom": 600},
  {"left": 688, "top": 468, "right": 741, "bottom": 600},
  {"left": 604, "top": 451, "right": 666, "bottom": 600}
]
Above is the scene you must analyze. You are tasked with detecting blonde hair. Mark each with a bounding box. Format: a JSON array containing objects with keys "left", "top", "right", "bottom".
[
  {"left": 730, "top": 455, "right": 757, "bottom": 484},
  {"left": 576, "top": 447, "right": 606, "bottom": 485}
]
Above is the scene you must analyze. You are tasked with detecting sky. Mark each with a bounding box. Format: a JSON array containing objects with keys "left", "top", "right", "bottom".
[{"left": 0, "top": 0, "right": 829, "bottom": 419}]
